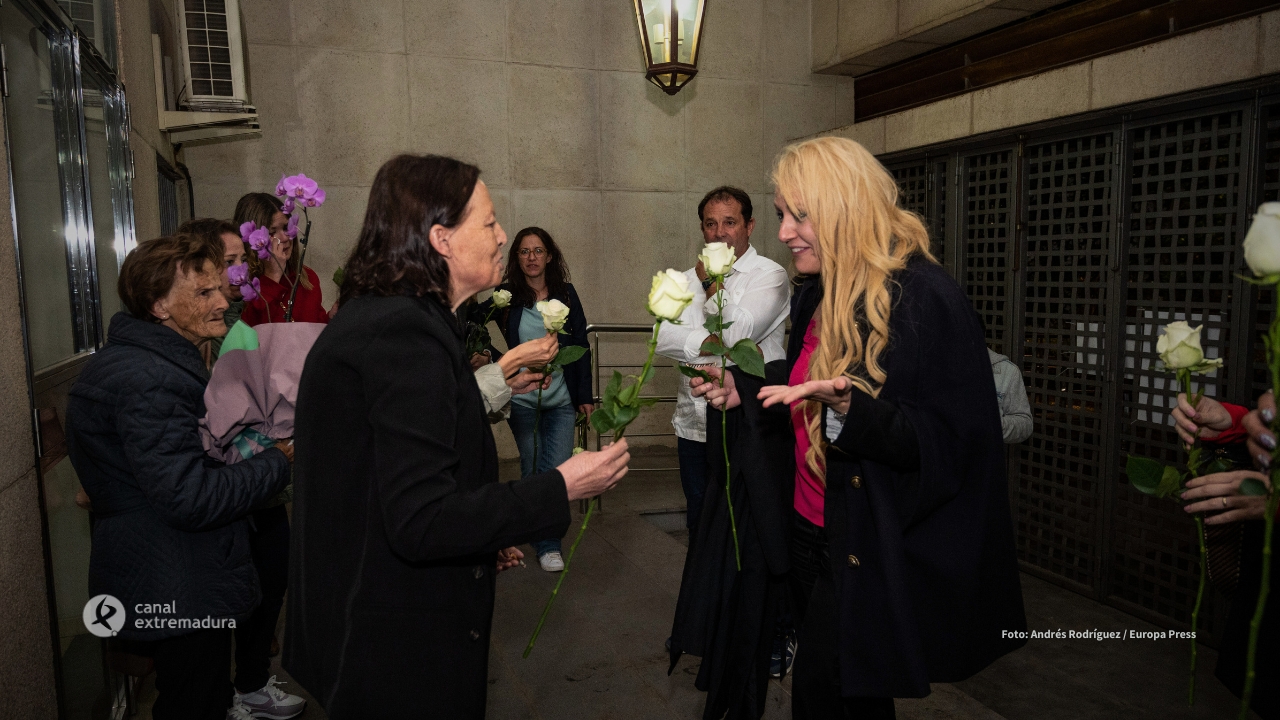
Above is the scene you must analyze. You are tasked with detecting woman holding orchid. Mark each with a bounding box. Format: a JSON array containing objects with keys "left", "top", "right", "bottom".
[
  {"left": 233, "top": 192, "right": 329, "bottom": 326},
  {"left": 492, "top": 226, "right": 594, "bottom": 572},
  {"left": 692, "top": 136, "right": 1026, "bottom": 718}
]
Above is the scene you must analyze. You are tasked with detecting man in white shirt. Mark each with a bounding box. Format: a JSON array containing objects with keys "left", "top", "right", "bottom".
[{"left": 656, "top": 186, "right": 790, "bottom": 534}]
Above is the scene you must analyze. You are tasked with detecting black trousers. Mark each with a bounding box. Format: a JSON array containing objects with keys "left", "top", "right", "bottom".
[
  {"left": 152, "top": 628, "right": 233, "bottom": 720},
  {"left": 789, "top": 512, "right": 896, "bottom": 720},
  {"left": 234, "top": 504, "right": 290, "bottom": 694}
]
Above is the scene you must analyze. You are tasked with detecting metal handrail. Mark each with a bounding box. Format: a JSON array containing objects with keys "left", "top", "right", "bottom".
[{"left": 585, "top": 323, "right": 680, "bottom": 467}]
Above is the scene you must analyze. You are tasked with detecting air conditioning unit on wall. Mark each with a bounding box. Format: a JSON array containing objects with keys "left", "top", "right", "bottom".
[{"left": 176, "top": 0, "right": 249, "bottom": 112}]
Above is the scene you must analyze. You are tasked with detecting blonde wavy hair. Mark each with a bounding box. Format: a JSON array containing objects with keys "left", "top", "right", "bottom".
[{"left": 771, "top": 136, "right": 935, "bottom": 479}]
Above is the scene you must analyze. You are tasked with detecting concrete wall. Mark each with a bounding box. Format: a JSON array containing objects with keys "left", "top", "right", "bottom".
[
  {"left": 822, "top": 10, "right": 1280, "bottom": 154},
  {"left": 181, "top": 0, "right": 854, "bottom": 452},
  {"left": 812, "top": 0, "right": 1060, "bottom": 74}
]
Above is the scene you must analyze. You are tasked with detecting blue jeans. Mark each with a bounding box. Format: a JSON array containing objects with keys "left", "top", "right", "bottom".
[
  {"left": 677, "top": 437, "right": 709, "bottom": 532},
  {"left": 509, "top": 402, "right": 576, "bottom": 556}
]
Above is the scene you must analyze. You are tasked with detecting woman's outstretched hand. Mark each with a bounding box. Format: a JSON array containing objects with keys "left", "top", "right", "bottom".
[
  {"left": 689, "top": 366, "right": 740, "bottom": 410},
  {"left": 1182, "top": 470, "right": 1272, "bottom": 524},
  {"left": 558, "top": 439, "right": 630, "bottom": 501},
  {"left": 759, "top": 376, "right": 853, "bottom": 414}
]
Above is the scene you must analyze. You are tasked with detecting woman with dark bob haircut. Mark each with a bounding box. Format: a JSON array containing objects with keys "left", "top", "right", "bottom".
[
  {"left": 284, "top": 154, "right": 632, "bottom": 718},
  {"left": 65, "top": 233, "right": 295, "bottom": 719}
]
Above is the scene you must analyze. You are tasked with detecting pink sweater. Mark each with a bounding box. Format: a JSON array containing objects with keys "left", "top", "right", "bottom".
[{"left": 791, "top": 318, "right": 826, "bottom": 527}]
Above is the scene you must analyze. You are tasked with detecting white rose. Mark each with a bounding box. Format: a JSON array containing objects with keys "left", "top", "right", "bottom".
[
  {"left": 491, "top": 289, "right": 512, "bottom": 309},
  {"left": 648, "top": 269, "right": 695, "bottom": 321},
  {"left": 536, "top": 299, "right": 571, "bottom": 333},
  {"left": 1244, "top": 202, "right": 1280, "bottom": 277},
  {"left": 1157, "top": 321, "right": 1211, "bottom": 370},
  {"left": 698, "top": 242, "right": 736, "bottom": 278}
]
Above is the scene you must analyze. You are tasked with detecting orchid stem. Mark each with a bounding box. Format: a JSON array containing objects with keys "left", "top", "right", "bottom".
[{"left": 283, "top": 207, "right": 311, "bottom": 323}]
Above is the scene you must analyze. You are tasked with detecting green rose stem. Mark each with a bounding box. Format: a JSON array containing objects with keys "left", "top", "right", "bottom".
[
  {"left": 523, "top": 321, "right": 663, "bottom": 658},
  {"left": 1240, "top": 283, "right": 1280, "bottom": 719},
  {"left": 712, "top": 279, "right": 742, "bottom": 572},
  {"left": 1179, "top": 369, "right": 1207, "bottom": 706}
]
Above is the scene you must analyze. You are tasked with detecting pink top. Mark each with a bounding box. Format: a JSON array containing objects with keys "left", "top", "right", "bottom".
[{"left": 792, "top": 318, "right": 825, "bottom": 527}]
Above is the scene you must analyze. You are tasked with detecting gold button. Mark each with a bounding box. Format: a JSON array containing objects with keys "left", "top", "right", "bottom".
[
  {"left": 850, "top": 475, "right": 862, "bottom": 489},
  {"left": 847, "top": 554, "right": 860, "bottom": 568}
]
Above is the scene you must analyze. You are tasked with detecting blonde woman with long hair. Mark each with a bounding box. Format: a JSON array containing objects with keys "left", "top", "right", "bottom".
[{"left": 693, "top": 137, "right": 1026, "bottom": 718}]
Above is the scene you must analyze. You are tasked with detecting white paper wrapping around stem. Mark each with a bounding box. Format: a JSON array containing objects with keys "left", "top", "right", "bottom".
[{"left": 200, "top": 322, "right": 326, "bottom": 463}]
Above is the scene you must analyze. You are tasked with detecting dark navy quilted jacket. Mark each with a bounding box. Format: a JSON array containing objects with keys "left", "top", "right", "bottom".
[{"left": 66, "top": 312, "right": 291, "bottom": 640}]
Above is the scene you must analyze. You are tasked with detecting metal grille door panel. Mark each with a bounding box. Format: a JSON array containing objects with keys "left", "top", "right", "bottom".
[
  {"left": 1113, "top": 111, "right": 1245, "bottom": 627},
  {"left": 1016, "top": 134, "right": 1116, "bottom": 589},
  {"left": 965, "top": 149, "right": 1017, "bottom": 355}
]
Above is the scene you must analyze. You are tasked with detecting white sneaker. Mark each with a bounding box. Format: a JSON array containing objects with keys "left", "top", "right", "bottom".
[
  {"left": 226, "top": 699, "right": 255, "bottom": 720},
  {"left": 234, "top": 675, "right": 307, "bottom": 719},
  {"left": 539, "top": 551, "right": 565, "bottom": 572}
]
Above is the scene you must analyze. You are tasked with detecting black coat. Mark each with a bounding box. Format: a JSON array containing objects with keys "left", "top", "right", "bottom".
[
  {"left": 493, "top": 282, "right": 593, "bottom": 407},
  {"left": 66, "top": 313, "right": 292, "bottom": 640},
  {"left": 283, "top": 294, "right": 572, "bottom": 718},
  {"left": 668, "top": 360, "right": 794, "bottom": 719},
  {"left": 786, "top": 259, "right": 1027, "bottom": 698}
]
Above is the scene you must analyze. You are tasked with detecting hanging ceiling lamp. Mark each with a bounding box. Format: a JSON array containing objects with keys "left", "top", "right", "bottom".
[{"left": 632, "top": 0, "right": 707, "bottom": 95}]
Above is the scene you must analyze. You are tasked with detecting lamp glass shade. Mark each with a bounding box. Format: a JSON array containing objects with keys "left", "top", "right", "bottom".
[{"left": 633, "top": 0, "right": 705, "bottom": 94}]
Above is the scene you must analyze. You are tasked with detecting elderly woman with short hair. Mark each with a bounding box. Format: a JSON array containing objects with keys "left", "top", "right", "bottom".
[
  {"left": 285, "top": 154, "right": 631, "bottom": 718},
  {"left": 66, "top": 233, "right": 295, "bottom": 720}
]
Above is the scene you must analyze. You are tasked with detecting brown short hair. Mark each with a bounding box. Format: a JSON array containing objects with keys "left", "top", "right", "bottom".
[
  {"left": 697, "top": 186, "right": 753, "bottom": 223},
  {"left": 177, "top": 217, "right": 239, "bottom": 245},
  {"left": 118, "top": 234, "right": 223, "bottom": 322}
]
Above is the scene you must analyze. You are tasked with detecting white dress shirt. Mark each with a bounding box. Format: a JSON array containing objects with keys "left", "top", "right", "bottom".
[{"left": 655, "top": 246, "right": 790, "bottom": 442}]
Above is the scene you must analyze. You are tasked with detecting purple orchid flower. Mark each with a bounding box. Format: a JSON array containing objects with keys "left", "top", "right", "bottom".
[
  {"left": 240, "top": 277, "right": 262, "bottom": 302},
  {"left": 226, "top": 263, "right": 261, "bottom": 302},
  {"left": 246, "top": 227, "right": 272, "bottom": 260},
  {"left": 276, "top": 173, "right": 326, "bottom": 208},
  {"left": 239, "top": 221, "right": 257, "bottom": 240},
  {"left": 301, "top": 187, "right": 326, "bottom": 208},
  {"left": 226, "top": 263, "right": 251, "bottom": 286},
  {"left": 281, "top": 196, "right": 296, "bottom": 215},
  {"left": 286, "top": 213, "right": 301, "bottom": 239}
]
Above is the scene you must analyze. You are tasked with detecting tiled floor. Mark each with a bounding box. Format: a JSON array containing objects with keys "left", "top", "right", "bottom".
[{"left": 124, "top": 446, "right": 1258, "bottom": 719}]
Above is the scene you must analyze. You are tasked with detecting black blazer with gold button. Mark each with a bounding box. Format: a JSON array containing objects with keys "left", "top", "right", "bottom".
[
  {"left": 284, "top": 294, "right": 571, "bottom": 718},
  {"left": 788, "top": 258, "right": 1027, "bottom": 698}
]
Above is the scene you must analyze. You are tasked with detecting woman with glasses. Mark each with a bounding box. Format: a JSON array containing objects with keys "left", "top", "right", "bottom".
[
  {"left": 233, "top": 192, "right": 330, "bottom": 326},
  {"left": 490, "top": 226, "right": 594, "bottom": 572}
]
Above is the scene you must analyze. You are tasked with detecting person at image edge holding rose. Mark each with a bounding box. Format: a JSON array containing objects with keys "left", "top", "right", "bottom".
[
  {"left": 1159, "top": 202, "right": 1280, "bottom": 719},
  {"left": 485, "top": 226, "right": 593, "bottom": 572}
]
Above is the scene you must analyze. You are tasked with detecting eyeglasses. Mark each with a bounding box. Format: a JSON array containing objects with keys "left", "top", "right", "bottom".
[{"left": 518, "top": 247, "right": 547, "bottom": 258}]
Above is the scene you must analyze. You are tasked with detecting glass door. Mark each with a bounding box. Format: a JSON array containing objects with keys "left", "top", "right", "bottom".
[{"left": 1, "top": 0, "right": 137, "bottom": 716}]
